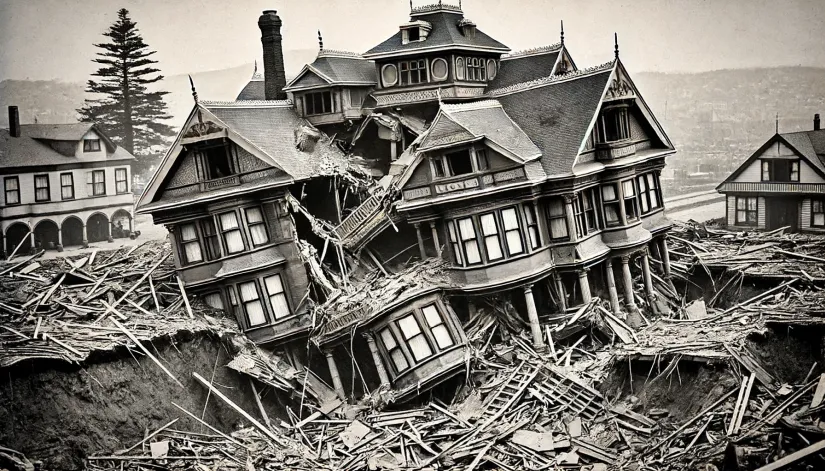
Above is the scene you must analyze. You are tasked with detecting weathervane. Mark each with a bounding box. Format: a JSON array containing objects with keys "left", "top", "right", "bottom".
[{"left": 318, "top": 30, "right": 324, "bottom": 50}]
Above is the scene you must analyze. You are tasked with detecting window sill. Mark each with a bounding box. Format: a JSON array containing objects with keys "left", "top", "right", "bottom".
[
  {"left": 243, "top": 313, "right": 300, "bottom": 333},
  {"left": 388, "top": 344, "right": 464, "bottom": 382},
  {"left": 450, "top": 245, "right": 551, "bottom": 271}
]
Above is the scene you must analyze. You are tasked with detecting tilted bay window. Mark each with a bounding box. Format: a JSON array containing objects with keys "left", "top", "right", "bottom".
[
  {"left": 812, "top": 199, "right": 825, "bottom": 227},
  {"left": 735, "top": 196, "right": 758, "bottom": 226},
  {"left": 479, "top": 213, "right": 503, "bottom": 261},
  {"left": 622, "top": 180, "right": 639, "bottom": 222},
  {"left": 4, "top": 177, "right": 20, "bottom": 205},
  {"left": 602, "top": 183, "right": 622, "bottom": 227},
  {"left": 501, "top": 207, "right": 524, "bottom": 256},
  {"left": 378, "top": 303, "right": 456, "bottom": 375},
  {"left": 523, "top": 203, "right": 540, "bottom": 250},
  {"left": 547, "top": 197, "right": 569, "bottom": 241},
  {"left": 457, "top": 217, "right": 482, "bottom": 265},
  {"left": 574, "top": 189, "right": 600, "bottom": 238},
  {"left": 304, "top": 91, "right": 334, "bottom": 115},
  {"left": 244, "top": 206, "right": 269, "bottom": 247},
  {"left": 179, "top": 223, "right": 203, "bottom": 264},
  {"left": 400, "top": 59, "right": 427, "bottom": 85},
  {"left": 34, "top": 174, "right": 50, "bottom": 202},
  {"left": 60, "top": 173, "right": 74, "bottom": 200},
  {"left": 115, "top": 168, "right": 128, "bottom": 194},
  {"left": 238, "top": 281, "right": 267, "bottom": 327},
  {"left": 636, "top": 172, "right": 661, "bottom": 215},
  {"left": 264, "top": 274, "right": 291, "bottom": 320},
  {"left": 219, "top": 211, "right": 245, "bottom": 254},
  {"left": 594, "top": 104, "right": 631, "bottom": 144}
]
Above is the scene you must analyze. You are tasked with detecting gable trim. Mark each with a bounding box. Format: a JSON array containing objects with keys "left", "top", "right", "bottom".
[{"left": 721, "top": 134, "right": 825, "bottom": 185}]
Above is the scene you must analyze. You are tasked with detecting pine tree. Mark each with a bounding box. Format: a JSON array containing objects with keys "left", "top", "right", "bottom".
[{"left": 77, "top": 8, "right": 174, "bottom": 175}]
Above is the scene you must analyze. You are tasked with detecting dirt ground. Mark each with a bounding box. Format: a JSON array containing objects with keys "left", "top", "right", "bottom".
[{"left": 0, "top": 331, "right": 286, "bottom": 470}]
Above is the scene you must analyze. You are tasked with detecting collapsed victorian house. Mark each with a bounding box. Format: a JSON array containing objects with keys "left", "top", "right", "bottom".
[{"left": 136, "top": 3, "right": 676, "bottom": 402}]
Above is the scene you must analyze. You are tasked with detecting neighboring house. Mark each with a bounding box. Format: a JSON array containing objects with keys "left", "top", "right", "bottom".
[
  {"left": 717, "top": 114, "right": 825, "bottom": 233},
  {"left": 1, "top": 106, "right": 136, "bottom": 257}
]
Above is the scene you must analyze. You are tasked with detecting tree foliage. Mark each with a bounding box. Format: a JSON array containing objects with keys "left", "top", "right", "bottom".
[{"left": 77, "top": 8, "right": 174, "bottom": 176}]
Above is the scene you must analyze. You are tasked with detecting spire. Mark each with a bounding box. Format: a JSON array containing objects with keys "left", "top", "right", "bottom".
[
  {"left": 560, "top": 20, "right": 564, "bottom": 45},
  {"left": 776, "top": 112, "right": 780, "bottom": 134},
  {"left": 614, "top": 32, "right": 619, "bottom": 60},
  {"left": 253, "top": 60, "right": 258, "bottom": 76},
  {"left": 318, "top": 30, "right": 324, "bottom": 50},
  {"left": 188, "top": 74, "right": 199, "bottom": 104}
]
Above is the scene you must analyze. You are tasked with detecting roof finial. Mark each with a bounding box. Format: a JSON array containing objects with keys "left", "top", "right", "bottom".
[
  {"left": 410, "top": 0, "right": 413, "bottom": 11},
  {"left": 560, "top": 20, "right": 564, "bottom": 45},
  {"left": 318, "top": 30, "right": 324, "bottom": 51},
  {"left": 188, "top": 74, "right": 199, "bottom": 104},
  {"left": 253, "top": 60, "right": 258, "bottom": 75},
  {"left": 614, "top": 32, "right": 619, "bottom": 59},
  {"left": 776, "top": 112, "right": 780, "bottom": 134}
]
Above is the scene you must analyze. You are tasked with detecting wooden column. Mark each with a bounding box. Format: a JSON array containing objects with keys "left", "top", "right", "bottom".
[
  {"left": 82, "top": 224, "right": 88, "bottom": 247},
  {"left": 29, "top": 231, "right": 35, "bottom": 250},
  {"left": 364, "top": 333, "right": 390, "bottom": 387},
  {"left": 523, "top": 284, "right": 545, "bottom": 351},
  {"left": 605, "top": 258, "right": 621, "bottom": 314},
  {"left": 554, "top": 272, "right": 567, "bottom": 312},
  {"left": 620, "top": 255, "right": 638, "bottom": 311},
  {"left": 57, "top": 228, "right": 63, "bottom": 246},
  {"left": 577, "top": 268, "right": 592, "bottom": 303},
  {"left": 563, "top": 193, "right": 578, "bottom": 241},
  {"left": 659, "top": 235, "right": 672, "bottom": 279},
  {"left": 414, "top": 223, "right": 427, "bottom": 260},
  {"left": 325, "top": 350, "right": 346, "bottom": 401},
  {"left": 641, "top": 249, "right": 655, "bottom": 298},
  {"left": 429, "top": 221, "right": 441, "bottom": 256}
]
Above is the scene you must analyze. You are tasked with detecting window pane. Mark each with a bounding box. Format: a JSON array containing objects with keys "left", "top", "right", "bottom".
[
  {"left": 269, "top": 293, "right": 290, "bottom": 319},
  {"left": 458, "top": 218, "right": 475, "bottom": 240},
  {"left": 550, "top": 218, "right": 569, "bottom": 238},
  {"left": 246, "top": 207, "right": 264, "bottom": 223},
  {"left": 225, "top": 231, "right": 244, "bottom": 253},
  {"left": 548, "top": 199, "right": 565, "bottom": 216},
  {"left": 184, "top": 242, "right": 202, "bottom": 263},
  {"left": 501, "top": 208, "right": 518, "bottom": 230},
  {"left": 220, "top": 212, "right": 239, "bottom": 230},
  {"left": 602, "top": 185, "right": 617, "bottom": 201},
  {"left": 814, "top": 213, "right": 825, "bottom": 226},
  {"left": 239, "top": 282, "right": 259, "bottom": 302},
  {"left": 61, "top": 174, "right": 72, "bottom": 185},
  {"left": 432, "top": 325, "right": 453, "bottom": 349},
  {"left": 249, "top": 225, "right": 268, "bottom": 246},
  {"left": 204, "top": 293, "right": 223, "bottom": 309},
  {"left": 465, "top": 240, "right": 481, "bottom": 264},
  {"left": 605, "top": 205, "right": 620, "bottom": 224},
  {"left": 408, "top": 335, "right": 433, "bottom": 362},
  {"left": 622, "top": 180, "right": 635, "bottom": 196},
  {"left": 480, "top": 214, "right": 497, "bottom": 235},
  {"left": 180, "top": 224, "right": 198, "bottom": 241},
  {"left": 398, "top": 315, "right": 421, "bottom": 339},
  {"left": 7, "top": 178, "right": 18, "bottom": 190},
  {"left": 747, "top": 198, "right": 757, "bottom": 210},
  {"left": 264, "top": 274, "right": 284, "bottom": 294},
  {"left": 380, "top": 328, "right": 397, "bottom": 350},
  {"left": 506, "top": 231, "right": 523, "bottom": 254},
  {"left": 391, "top": 350, "right": 409, "bottom": 371},
  {"left": 422, "top": 305, "right": 441, "bottom": 327},
  {"left": 246, "top": 301, "right": 267, "bottom": 326},
  {"left": 737, "top": 198, "right": 746, "bottom": 210}
]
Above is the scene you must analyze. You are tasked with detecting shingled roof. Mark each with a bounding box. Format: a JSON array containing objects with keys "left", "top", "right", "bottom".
[
  {"left": 490, "top": 63, "right": 615, "bottom": 176},
  {"left": 364, "top": 8, "right": 508, "bottom": 59},
  {"left": 488, "top": 45, "right": 562, "bottom": 90},
  {"left": 780, "top": 129, "right": 825, "bottom": 176},
  {"left": 284, "top": 51, "right": 376, "bottom": 92},
  {"left": 0, "top": 124, "right": 133, "bottom": 171}
]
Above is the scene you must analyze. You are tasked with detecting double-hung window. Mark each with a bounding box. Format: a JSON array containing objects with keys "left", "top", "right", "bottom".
[
  {"left": 446, "top": 221, "right": 463, "bottom": 265},
  {"left": 264, "top": 274, "right": 291, "bottom": 319},
  {"left": 379, "top": 328, "right": 408, "bottom": 372},
  {"left": 735, "top": 196, "right": 758, "bottom": 226},
  {"left": 91, "top": 170, "right": 106, "bottom": 196},
  {"left": 422, "top": 304, "right": 453, "bottom": 349},
  {"left": 83, "top": 139, "right": 101, "bottom": 152},
  {"left": 219, "top": 211, "right": 245, "bottom": 254},
  {"left": 812, "top": 199, "right": 825, "bottom": 227},
  {"left": 115, "top": 168, "right": 128, "bottom": 194},
  {"left": 623, "top": 180, "right": 639, "bottom": 221},
  {"left": 636, "top": 172, "right": 662, "bottom": 215},
  {"left": 397, "top": 314, "right": 432, "bottom": 362},
  {"left": 547, "top": 197, "right": 569, "bottom": 240},
  {"left": 238, "top": 281, "right": 266, "bottom": 327},
  {"left": 201, "top": 218, "right": 221, "bottom": 260},
  {"left": 179, "top": 223, "right": 203, "bottom": 264},
  {"left": 245, "top": 207, "right": 269, "bottom": 246},
  {"left": 602, "top": 184, "right": 621, "bottom": 227},
  {"left": 574, "top": 189, "right": 599, "bottom": 237},
  {"left": 790, "top": 161, "right": 800, "bottom": 181},
  {"left": 479, "top": 213, "right": 503, "bottom": 261},
  {"left": 4, "top": 177, "right": 20, "bottom": 205},
  {"left": 34, "top": 174, "right": 50, "bottom": 202},
  {"left": 523, "top": 204, "right": 540, "bottom": 249},
  {"left": 501, "top": 207, "right": 523, "bottom": 256},
  {"left": 457, "top": 217, "right": 482, "bottom": 265},
  {"left": 60, "top": 173, "right": 74, "bottom": 200}
]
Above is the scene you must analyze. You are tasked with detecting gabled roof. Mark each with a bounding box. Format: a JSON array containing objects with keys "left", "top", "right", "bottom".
[
  {"left": 721, "top": 129, "right": 825, "bottom": 183},
  {"left": 364, "top": 9, "right": 509, "bottom": 59},
  {"left": 236, "top": 62, "right": 265, "bottom": 100},
  {"left": 0, "top": 124, "right": 133, "bottom": 170},
  {"left": 418, "top": 100, "right": 541, "bottom": 162},
  {"left": 136, "top": 101, "right": 350, "bottom": 211},
  {"left": 284, "top": 51, "right": 376, "bottom": 92},
  {"left": 488, "top": 44, "right": 563, "bottom": 90},
  {"left": 489, "top": 63, "right": 615, "bottom": 176}
]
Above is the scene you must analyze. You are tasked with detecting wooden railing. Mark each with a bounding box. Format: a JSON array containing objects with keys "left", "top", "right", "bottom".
[
  {"left": 717, "top": 182, "right": 825, "bottom": 193},
  {"left": 200, "top": 175, "right": 241, "bottom": 191},
  {"left": 335, "top": 191, "right": 385, "bottom": 241},
  {"left": 596, "top": 140, "right": 636, "bottom": 161}
]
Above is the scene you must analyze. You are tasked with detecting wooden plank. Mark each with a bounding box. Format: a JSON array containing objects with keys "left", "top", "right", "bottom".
[
  {"left": 176, "top": 276, "right": 194, "bottom": 319},
  {"left": 170, "top": 402, "right": 248, "bottom": 450},
  {"left": 753, "top": 439, "right": 825, "bottom": 471},
  {"left": 120, "top": 418, "right": 179, "bottom": 454},
  {"left": 111, "top": 318, "right": 183, "bottom": 388},
  {"left": 811, "top": 373, "right": 825, "bottom": 408}
]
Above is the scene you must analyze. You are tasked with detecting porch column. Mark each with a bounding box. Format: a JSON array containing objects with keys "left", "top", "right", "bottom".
[
  {"left": 641, "top": 249, "right": 655, "bottom": 298},
  {"left": 324, "top": 349, "right": 346, "bottom": 401},
  {"left": 429, "top": 221, "right": 441, "bottom": 256},
  {"left": 577, "top": 268, "right": 592, "bottom": 303},
  {"left": 29, "top": 231, "right": 35, "bottom": 250},
  {"left": 620, "top": 255, "right": 638, "bottom": 311},
  {"left": 553, "top": 272, "right": 567, "bottom": 312},
  {"left": 605, "top": 258, "right": 622, "bottom": 314},
  {"left": 659, "top": 235, "right": 672, "bottom": 279},
  {"left": 82, "top": 224, "right": 88, "bottom": 247},
  {"left": 523, "top": 284, "right": 545, "bottom": 351},
  {"left": 56, "top": 228, "right": 64, "bottom": 252},
  {"left": 563, "top": 193, "right": 578, "bottom": 242},
  {"left": 364, "top": 333, "right": 390, "bottom": 387},
  {"left": 414, "top": 223, "right": 427, "bottom": 260}
]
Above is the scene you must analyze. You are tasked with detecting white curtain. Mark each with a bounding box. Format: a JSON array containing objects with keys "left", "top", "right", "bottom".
[
  {"left": 204, "top": 293, "right": 223, "bottom": 309},
  {"left": 239, "top": 282, "right": 266, "bottom": 327},
  {"left": 602, "top": 184, "right": 617, "bottom": 201},
  {"left": 501, "top": 209, "right": 523, "bottom": 254},
  {"left": 398, "top": 315, "right": 432, "bottom": 362},
  {"left": 480, "top": 214, "right": 502, "bottom": 260},
  {"left": 265, "top": 275, "right": 290, "bottom": 319},
  {"left": 423, "top": 305, "right": 453, "bottom": 349},
  {"left": 220, "top": 212, "right": 245, "bottom": 253},
  {"left": 458, "top": 218, "right": 481, "bottom": 264},
  {"left": 622, "top": 180, "right": 635, "bottom": 197},
  {"left": 180, "top": 224, "right": 202, "bottom": 263},
  {"left": 246, "top": 207, "right": 269, "bottom": 246}
]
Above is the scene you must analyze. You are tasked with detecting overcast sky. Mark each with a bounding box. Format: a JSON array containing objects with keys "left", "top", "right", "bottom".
[{"left": 1, "top": 0, "right": 824, "bottom": 83}]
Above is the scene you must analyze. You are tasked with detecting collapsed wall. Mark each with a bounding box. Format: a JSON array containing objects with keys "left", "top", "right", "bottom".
[{"left": 0, "top": 331, "right": 285, "bottom": 470}]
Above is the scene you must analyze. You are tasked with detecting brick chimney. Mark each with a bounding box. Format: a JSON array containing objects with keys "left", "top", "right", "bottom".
[
  {"left": 258, "top": 10, "right": 287, "bottom": 100},
  {"left": 815, "top": 113, "right": 821, "bottom": 131},
  {"left": 8, "top": 106, "right": 20, "bottom": 137}
]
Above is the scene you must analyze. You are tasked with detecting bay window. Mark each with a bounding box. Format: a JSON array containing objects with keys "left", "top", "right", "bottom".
[
  {"left": 574, "top": 189, "right": 600, "bottom": 238},
  {"left": 480, "top": 213, "right": 503, "bottom": 261},
  {"left": 219, "top": 211, "right": 245, "bottom": 254},
  {"left": 735, "top": 196, "right": 758, "bottom": 226},
  {"left": 457, "top": 217, "right": 482, "bottom": 265},
  {"left": 623, "top": 180, "right": 639, "bottom": 222},
  {"left": 304, "top": 91, "right": 334, "bottom": 115},
  {"left": 377, "top": 302, "right": 456, "bottom": 376},
  {"left": 449, "top": 205, "right": 533, "bottom": 266},
  {"left": 547, "top": 197, "right": 569, "bottom": 240},
  {"left": 524, "top": 204, "right": 540, "bottom": 249},
  {"left": 602, "top": 184, "right": 621, "bottom": 227},
  {"left": 501, "top": 208, "right": 524, "bottom": 255}
]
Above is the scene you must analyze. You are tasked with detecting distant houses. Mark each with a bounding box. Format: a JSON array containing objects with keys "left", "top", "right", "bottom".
[{"left": 717, "top": 114, "right": 825, "bottom": 232}]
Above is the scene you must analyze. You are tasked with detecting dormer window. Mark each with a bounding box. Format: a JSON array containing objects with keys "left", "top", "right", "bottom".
[
  {"left": 431, "top": 147, "right": 490, "bottom": 178},
  {"left": 408, "top": 28, "right": 420, "bottom": 42},
  {"left": 594, "top": 104, "right": 631, "bottom": 144},
  {"left": 304, "top": 91, "right": 335, "bottom": 115},
  {"left": 200, "top": 142, "right": 235, "bottom": 180},
  {"left": 83, "top": 139, "right": 101, "bottom": 152},
  {"left": 458, "top": 18, "right": 476, "bottom": 38},
  {"left": 400, "top": 21, "right": 432, "bottom": 45}
]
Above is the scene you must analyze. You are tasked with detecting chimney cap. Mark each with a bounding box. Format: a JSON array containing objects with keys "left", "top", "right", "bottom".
[{"left": 262, "top": 9, "right": 277, "bottom": 14}]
